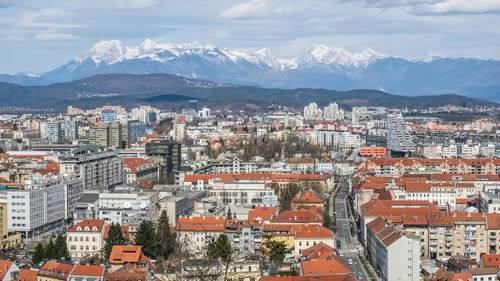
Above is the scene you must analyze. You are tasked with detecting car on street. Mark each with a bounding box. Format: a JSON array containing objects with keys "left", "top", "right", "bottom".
[{"left": 347, "top": 259, "right": 353, "bottom": 265}]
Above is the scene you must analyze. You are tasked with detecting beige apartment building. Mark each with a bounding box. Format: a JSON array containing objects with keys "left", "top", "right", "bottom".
[
  {"left": 66, "top": 219, "right": 106, "bottom": 260},
  {"left": 452, "top": 212, "right": 488, "bottom": 262}
]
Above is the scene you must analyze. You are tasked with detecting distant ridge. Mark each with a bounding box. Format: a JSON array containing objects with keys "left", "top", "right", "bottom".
[{"left": 0, "top": 73, "right": 496, "bottom": 112}]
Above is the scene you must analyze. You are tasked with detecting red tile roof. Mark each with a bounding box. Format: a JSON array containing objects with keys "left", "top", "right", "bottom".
[
  {"left": 273, "top": 209, "right": 323, "bottom": 224},
  {"left": 361, "top": 199, "right": 440, "bottom": 218},
  {"left": 70, "top": 265, "right": 105, "bottom": 277},
  {"left": 109, "top": 245, "right": 143, "bottom": 264},
  {"left": 301, "top": 242, "right": 335, "bottom": 261},
  {"left": 123, "top": 158, "right": 155, "bottom": 173},
  {"left": 175, "top": 216, "right": 226, "bottom": 232},
  {"left": 68, "top": 219, "right": 105, "bottom": 232},
  {"left": 248, "top": 206, "right": 277, "bottom": 222},
  {"left": 301, "top": 259, "right": 351, "bottom": 276},
  {"left": 0, "top": 260, "right": 14, "bottom": 281},
  {"left": 38, "top": 260, "right": 75, "bottom": 280},
  {"left": 17, "top": 269, "right": 38, "bottom": 281},
  {"left": 292, "top": 190, "right": 324, "bottom": 204},
  {"left": 482, "top": 254, "right": 500, "bottom": 267},
  {"left": 295, "top": 225, "right": 334, "bottom": 239}
]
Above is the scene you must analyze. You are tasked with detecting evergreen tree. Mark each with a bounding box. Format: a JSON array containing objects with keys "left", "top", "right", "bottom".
[
  {"left": 32, "top": 242, "right": 45, "bottom": 264},
  {"left": 135, "top": 220, "right": 161, "bottom": 258},
  {"left": 55, "top": 235, "right": 70, "bottom": 260},
  {"left": 206, "top": 234, "right": 232, "bottom": 263},
  {"left": 227, "top": 208, "right": 232, "bottom": 220},
  {"left": 46, "top": 238, "right": 56, "bottom": 259},
  {"left": 266, "top": 240, "right": 287, "bottom": 267},
  {"left": 156, "top": 210, "right": 176, "bottom": 259},
  {"left": 104, "top": 223, "right": 126, "bottom": 260}
]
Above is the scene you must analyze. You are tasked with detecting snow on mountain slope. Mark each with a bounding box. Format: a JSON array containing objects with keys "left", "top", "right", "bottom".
[{"left": 75, "top": 39, "right": 387, "bottom": 70}]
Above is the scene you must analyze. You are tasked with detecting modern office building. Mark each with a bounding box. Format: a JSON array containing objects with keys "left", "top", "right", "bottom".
[
  {"left": 46, "top": 122, "right": 63, "bottom": 144},
  {"left": 146, "top": 139, "right": 181, "bottom": 183},
  {"left": 386, "top": 111, "right": 416, "bottom": 156},
  {"left": 128, "top": 120, "right": 146, "bottom": 143}
]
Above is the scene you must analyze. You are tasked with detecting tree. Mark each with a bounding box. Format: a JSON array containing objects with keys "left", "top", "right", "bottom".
[
  {"left": 226, "top": 208, "right": 232, "bottom": 220},
  {"left": 206, "top": 234, "right": 234, "bottom": 281},
  {"left": 32, "top": 242, "right": 45, "bottom": 264},
  {"left": 157, "top": 210, "right": 176, "bottom": 259},
  {"left": 105, "top": 223, "right": 126, "bottom": 260},
  {"left": 45, "top": 238, "right": 56, "bottom": 259},
  {"left": 135, "top": 220, "right": 161, "bottom": 258},
  {"left": 266, "top": 240, "right": 287, "bottom": 267},
  {"left": 206, "top": 234, "right": 232, "bottom": 263},
  {"left": 54, "top": 235, "right": 70, "bottom": 260}
]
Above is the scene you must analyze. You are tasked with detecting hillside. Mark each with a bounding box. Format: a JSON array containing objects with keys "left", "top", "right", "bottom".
[{"left": 0, "top": 74, "right": 496, "bottom": 112}]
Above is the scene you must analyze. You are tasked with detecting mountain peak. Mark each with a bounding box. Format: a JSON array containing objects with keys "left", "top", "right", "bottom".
[{"left": 79, "top": 40, "right": 126, "bottom": 65}]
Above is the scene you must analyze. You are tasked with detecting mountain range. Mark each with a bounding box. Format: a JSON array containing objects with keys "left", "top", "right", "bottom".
[
  {"left": 1, "top": 39, "right": 499, "bottom": 101},
  {"left": 0, "top": 73, "right": 496, "bottom": 112}
]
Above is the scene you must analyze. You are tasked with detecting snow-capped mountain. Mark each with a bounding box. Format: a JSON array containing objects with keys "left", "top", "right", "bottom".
[{"left": 1, "top": 39, "right": 500, "bottom": 101}]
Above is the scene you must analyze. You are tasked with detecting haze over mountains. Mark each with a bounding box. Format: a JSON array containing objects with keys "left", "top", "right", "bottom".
[{"left": 1, "top": 39, "right": 500, "bottom": 101}]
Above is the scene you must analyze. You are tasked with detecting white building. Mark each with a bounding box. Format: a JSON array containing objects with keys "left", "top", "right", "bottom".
[
  {"left": 208, "top": 181, "right": 278, "bottom": 208},
  {"left": 175, "top": 216, "right": 225, "bottom": 255},
  {"left": 97, "top": 192, "right": 158, "bottom": 226},
  {"left": 366, "top": 217, "right": 420, "bottom": 281},
  {"left": 8, "top": 177, "right": 65, "bottom": 238},
  {"left": 303, "top": 103, "right": 322, "bottom": 120},
  {"left": 66, "top": 219, "right": 106, "bottom": 260}
]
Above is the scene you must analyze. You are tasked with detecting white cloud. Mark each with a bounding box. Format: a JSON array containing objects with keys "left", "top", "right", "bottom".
[
  {"left": 33, "top": 31, "right": 79, "bottom": 41},
  {"left": 416, "top": 0, "right": 500, "bottom": 14},
  {"left": 350, "top": 0, "right": 500, "bottom": 14},
  {"left": 116, "top": 0, "right": 167, "bottom": 11},
  {"left": 219, "top": 0, "right": 284, "bottom": 20}
]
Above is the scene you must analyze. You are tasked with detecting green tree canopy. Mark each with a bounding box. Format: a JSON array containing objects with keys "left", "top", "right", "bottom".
[
  {"left": 206, "top": 234, "right": 232, "bottom": 263},
  {"left": 135, "top": 220, "right": 161, "bottom": 258},
  {"left": 266, "top": 240, "right": 287, "bottom": 267},
  {"left": 54, "top": 235, "right": 70, "bottom": 260},
  {"left": 45, "top": 238, "right": 56, "bottom": 259},
  {"left": 156, "top": 210, "right": 176, "bottom": 259},
  {"left": 32, "top": 242, "right": 45, "bottom": 264},
  {"left": 104, "top": 223, "right": 126, "bottom": 260}
]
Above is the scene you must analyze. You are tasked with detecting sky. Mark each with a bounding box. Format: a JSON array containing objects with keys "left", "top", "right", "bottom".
[{"left": 1, "top": 0, "right": 500, "bottom": 74}]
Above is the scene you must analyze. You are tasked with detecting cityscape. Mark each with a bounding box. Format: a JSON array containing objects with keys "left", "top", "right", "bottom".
[{"left": 0, "top": 1, "right": 500, "bottom": 281}]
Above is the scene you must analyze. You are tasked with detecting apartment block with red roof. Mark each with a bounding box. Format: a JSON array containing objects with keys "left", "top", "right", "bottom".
[
  {"left": 175, "top": 216, "right": 226, "bottom": 255},
  {"left": 361, "top": 158, "right": 500, "bottom": 176},
  {"left": 37, "top": 261, "right": 75, "bottom": 281},
  {"left": 451, "top": 212, "right": 488, "bottom": 262},
  {"left": 294, "top": 224, "right": 335, "bottom": 260},
  {"left": 66, "top": 219, "right": 106, "bottom": 260},
  {"left": 122, "top": 157, "right": 158, "bottom": 184}
]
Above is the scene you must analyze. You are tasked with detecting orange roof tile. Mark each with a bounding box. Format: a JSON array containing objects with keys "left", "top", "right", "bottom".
[
  {"left": 248, "top": 206, "right": 277, "bottom": 222},
  {"left": 175, "top": 216, "right": 226, "bottom": 232},
  {"left": 68, "top": 219, "right": 105, "bottom": 232},
  {"left": 38, "top": 260, "right": 75, "bottom": 280},
  {"left": 70, "top": 265, "right": 105, "bottom": 277},
  {"left": 302, "top": 259, "right": 351, "bottom": 276},
  {"left": 292, "top": 190, "right": 324, "bottom": 204},
  {"left": 0, "top": 261, "right": 14, "bottom": 281},
  {"left": 482, "top": 254, "right": 500, "bottom": 267},
  {"left": 273, "top": 209, "right": 323, "bottom": 224},
  {"left": 17, "top": 269, "right": 38, "bottom": 281},
  {"left": 109, "top": 245, "right": 143, "bottom": 264}
]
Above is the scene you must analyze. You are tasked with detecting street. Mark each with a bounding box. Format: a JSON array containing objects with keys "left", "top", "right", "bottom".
[{"left": 333, "top": 177, "right": 371, "bottom": 281}]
